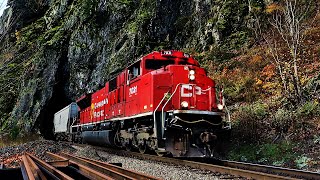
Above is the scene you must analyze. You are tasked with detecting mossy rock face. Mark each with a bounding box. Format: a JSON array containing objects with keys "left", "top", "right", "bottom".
[{"left": 0, "top": 0, "right": 258, "bottom": 137}]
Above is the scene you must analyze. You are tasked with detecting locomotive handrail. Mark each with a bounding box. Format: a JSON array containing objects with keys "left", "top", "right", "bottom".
[
  {"left": 153, "top": 83, "right": 184, "bottom": 140},
  {"left": 153, "top": 90, "right": 171, "bottom": 139},
  {"left": 223, "top": 104, "right": 232, "bottom": 129},
  {"left": 160, "top": 83, "right": 190, "bottom": 139}
]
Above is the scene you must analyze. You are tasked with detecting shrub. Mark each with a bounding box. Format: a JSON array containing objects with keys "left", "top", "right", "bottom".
[
  {"left": 297, "top": 100, "right": 320, "bottom": 118},
  {"left": 228, "top": 144, "right": 259, "bottom": 162},
  {"left": 295, "top": 156, "right": 312, "bottom": 169},
  {"left": 231, "top": 102, "right": 268, "bottom": 143},
  {"left": 257, "top": 142, "right": 294, "bottom": 163},
  {"left": 271, "top": 108, "right": 295, "bottom": 134},
  {"left": 228, "top": 142, "right": 296, "bottom": 166}
]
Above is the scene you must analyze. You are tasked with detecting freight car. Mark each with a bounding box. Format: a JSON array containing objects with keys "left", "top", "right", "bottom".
[{"left": 54, "top": 50, "right": 231, "bottom": 157}]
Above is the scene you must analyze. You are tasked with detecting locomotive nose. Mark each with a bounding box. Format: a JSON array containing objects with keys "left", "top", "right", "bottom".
[{"left": 200, "top": 132, "right": 217, "bottom": 143}]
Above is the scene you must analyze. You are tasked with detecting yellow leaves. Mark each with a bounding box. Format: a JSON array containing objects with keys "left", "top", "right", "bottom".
[
  {"left": 221, "top": 67, "right": 228, "bottom": 76},
  {"left": 1, "top": 52, "right": 14, "bottom": 61},
  {"left": 266, "top": 3, "right": 282, "bottom": 14},
  {"left": 262, "top": 64, "right": 276, "bottom": 80},
  {"left": 300, "top": 75, "right": 311, "bottom": 86},
  {"left": 15, "top": 30, "right": 21, "bottom": 41},
  {"left": 255, "top": 78, "right": 263, "bottom": 85},
  {"left": 262, "top": 82, "right": 278, "bottom": 90},
  {"left": 250, "top": 55, "right": 263, "bottom": 65}
]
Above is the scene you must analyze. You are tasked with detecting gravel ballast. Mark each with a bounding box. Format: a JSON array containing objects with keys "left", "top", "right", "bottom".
[{"left": 0, "top": 140, "right": 76, "bottom": 167}]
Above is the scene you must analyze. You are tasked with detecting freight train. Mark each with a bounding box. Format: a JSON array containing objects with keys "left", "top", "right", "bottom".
[{"left": 53, "top": 50, "right": 231, "bottom": 157}]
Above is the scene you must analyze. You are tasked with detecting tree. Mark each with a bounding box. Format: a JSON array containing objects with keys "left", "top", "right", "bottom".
[{"left": 253, "top": 0, "right": 319, "bottom": 104}]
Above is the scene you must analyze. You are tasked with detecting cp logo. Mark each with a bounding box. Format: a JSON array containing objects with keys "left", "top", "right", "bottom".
[{"left": 180, "top": 84, "right": 202, "bottom": 97}]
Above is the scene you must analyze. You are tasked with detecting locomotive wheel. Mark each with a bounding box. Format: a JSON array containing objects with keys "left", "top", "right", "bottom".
[
  {"left": 125, "top": 143, "right": 132, "bottom": 152},
  {"left": 155, "top": 150, "right": 165, "bottom": 157},
  {"left": 138, "top": 143, "right": 147, "bottom": 154},
  {"left": 155, "top": 149, "right": 172, "bottom": 157}
]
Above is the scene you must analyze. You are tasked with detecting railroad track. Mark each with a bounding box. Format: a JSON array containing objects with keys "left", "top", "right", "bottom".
[
  {"left": 0, "top": 152, "right": 159, "bottom": 180},
  {"left": 76, "top": 144, "right": 320, "bottom": 180}
]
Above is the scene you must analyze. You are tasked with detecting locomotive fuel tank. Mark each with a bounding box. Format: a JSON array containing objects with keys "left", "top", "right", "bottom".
[{"left": 82, "top": 130, "right": 116, "bottom": 146}]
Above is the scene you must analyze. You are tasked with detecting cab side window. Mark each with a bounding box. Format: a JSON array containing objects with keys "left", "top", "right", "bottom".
[
  {"left": 128, "top": 61, "right": 141, "bottom": 80},
  {"left": 145, "top": 59, "right": 175, "bottom": 70}
]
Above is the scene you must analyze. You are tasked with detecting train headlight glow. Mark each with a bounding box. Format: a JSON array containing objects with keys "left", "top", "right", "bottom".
[
  {"left": 217, "top": 104, "right": 224, "bottom": 110},
  {"left": 181, "top": 101, "right": 189, "bottom": 108},
  {"left": 189, "top": 70, "right": 195, "bottom": 75},
  {"left": 189, "top": 74, "right": 195, "bottom": 80}
]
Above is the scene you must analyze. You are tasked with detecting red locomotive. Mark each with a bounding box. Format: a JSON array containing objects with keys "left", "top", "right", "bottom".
[{"left": 54, "top": 50, "right": 231, "bottom": 157}]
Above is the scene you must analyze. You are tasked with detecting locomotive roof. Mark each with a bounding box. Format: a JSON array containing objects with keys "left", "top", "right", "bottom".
[
  {"left": 76, "top": 50, "right": 199, "bottom": 102},
  {"left": 127, "top": 50, "right": 199, "bottom": 67}
]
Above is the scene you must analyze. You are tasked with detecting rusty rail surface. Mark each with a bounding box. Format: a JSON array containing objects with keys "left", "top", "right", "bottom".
[
  {"left": 221, "top": 160, "right": 320, "bottom": 180},
  {"left": 79, "top": 144, "right": 320, "bottom": 180},
  {"left": 58, "top": 152, "right": 158, "bottom": 180},
  {"left": 47, "top": 152, "right": 159, "bottom": 180},
  {"left": 27, "top": 152, "right": 73, "bottom": 180},
  {"left": 1, "top": 152, "right": 159, "bottom": 180}
]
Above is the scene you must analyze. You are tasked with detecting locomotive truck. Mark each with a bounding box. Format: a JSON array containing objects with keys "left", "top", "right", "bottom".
[{"left": 53, "top": 50, "right": 231, "bottom": 157}]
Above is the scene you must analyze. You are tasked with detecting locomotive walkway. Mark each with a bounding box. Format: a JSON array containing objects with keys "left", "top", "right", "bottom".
[
  {"left": 0, "top": 152, "right": 159, "bottom": 180},
  {"left": 80, "top": 144, "right": 320, "bottom": 180}
]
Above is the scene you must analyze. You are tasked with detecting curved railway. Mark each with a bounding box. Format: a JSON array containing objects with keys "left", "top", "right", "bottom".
[{"left": 73, "top": 143, "right": 320, "bottom": 180}]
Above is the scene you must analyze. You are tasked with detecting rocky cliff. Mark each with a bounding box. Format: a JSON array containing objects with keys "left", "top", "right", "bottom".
[{"left": 0, "top": 0, "right": 262, "bottom": 138}]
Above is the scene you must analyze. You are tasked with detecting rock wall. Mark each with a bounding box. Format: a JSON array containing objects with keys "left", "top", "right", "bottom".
[{"left": 0, "top": 0, "right": 264, "bottom": 138}]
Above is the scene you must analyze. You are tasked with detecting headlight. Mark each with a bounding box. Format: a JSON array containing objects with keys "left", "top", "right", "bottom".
[
  {"left": 189, "top": 70, "right": 195, "bottom": 75},
  {"left": 189, "top": 74, "right": 195, "bottom": 80},
  {"left": 217, "top": 104, "right": 224, "bottom": 110},
  {"left": 181, "top": 101, "right": 189, "bottom": 108}
]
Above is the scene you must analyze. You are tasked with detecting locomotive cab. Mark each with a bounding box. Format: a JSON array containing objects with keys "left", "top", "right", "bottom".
[{"left": 140, "top": 50, "right": 231, "bottom": 157}]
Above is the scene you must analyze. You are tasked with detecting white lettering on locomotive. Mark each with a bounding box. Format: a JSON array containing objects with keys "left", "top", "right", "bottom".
[
  {"left": 93, "top": 110, "right": 104, "bottom": 118},
  {"left": 94, "top": 98, "right": 108, "bottom": 109},
  {"left": 129, "top": 86, "right": 138, "bottom": 96},
  {"left": 181, "top": 84, "right": 204, "bottom": 97}
]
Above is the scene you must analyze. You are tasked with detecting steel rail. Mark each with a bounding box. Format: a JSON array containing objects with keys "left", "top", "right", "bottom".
[
  {"left": 46, "top": 152, "right": 114, "bottom": 180},
  {"left": 43, "top": 151, "right": 70, "bottom": 167},
  {"left": 20, "top": 162, "right": 29, "bottom": 180},
  {"left": 26, "top": 155, "right": 47, "bottom": 180},
  {"left": 52, "top": 152, "right": 159, "bottom": 180},
  {"left": 21, "top": 155, "right": 36, "bottom": 180},
  {"left": 46, "top": 152, "right": 127, "bottom": 180},
  {"left": 47, "top": 160, "right": 69, "bottom": 167},
  {"left": 173, "top": 157, "right": 320, "bottom": 180},
  {"left": 68, "top": 159, "right": 114, "bottom": 180},
  {"left": 221, "top": 160, "right": 320, "bottom": 180},
  {"left": 79, "top": 144, "right": 307, "bottom": 180},
  {"left": 26, "top": 153, "right": 74, "bottom": 180},
  {"left": 60, "top": 152, "right": 160, "bottom": 180}
]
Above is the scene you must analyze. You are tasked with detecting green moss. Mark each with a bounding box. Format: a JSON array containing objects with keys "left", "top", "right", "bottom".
[
  {"left": 79, "top": 0, "right": 98, "bottom": 21},
  {"left": 17, "top": 18, "right": 46, "bottom": 45},
  {"left": 10, "top": 124, "right": 20, "bottom": 139},
  {"left": 128, "top": 21, "right": 138, "bottom": 33},
  {"left": 126, "top": 0, "right": 156, "bottom": 34},
  {"left": 117, "top": 0, "right": 133, "bottom": 5}
]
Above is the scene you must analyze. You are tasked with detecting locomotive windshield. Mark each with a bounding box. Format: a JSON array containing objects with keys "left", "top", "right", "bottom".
[{"left": 145, "top": 59, "right": 175, "bottom": 70}]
